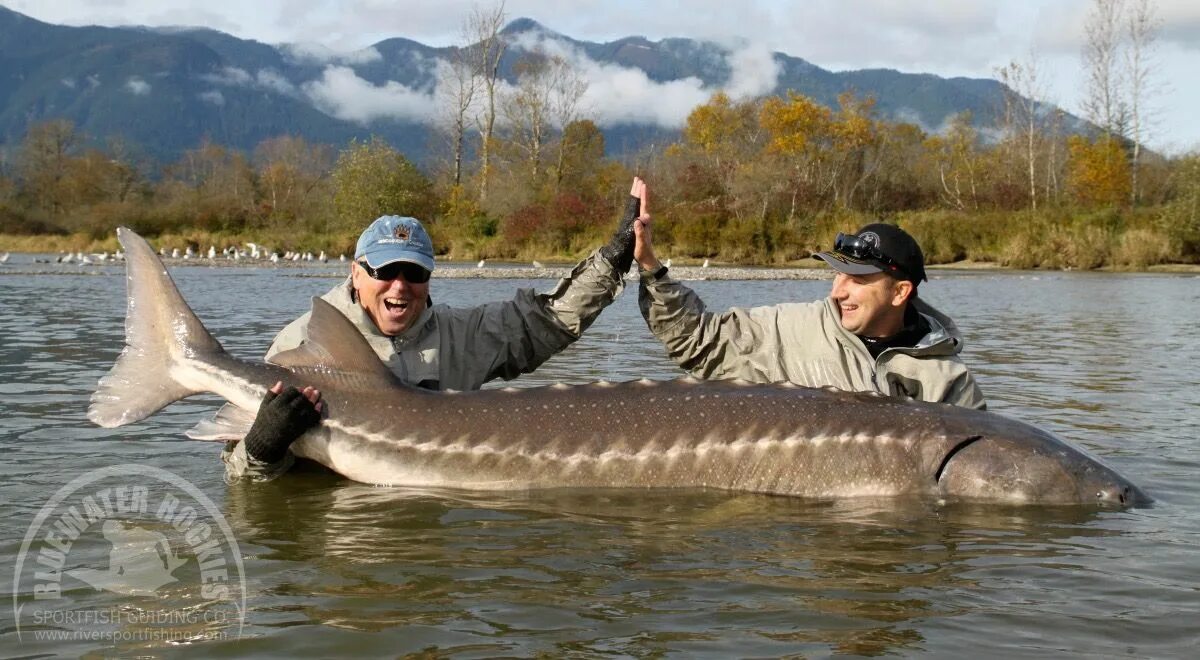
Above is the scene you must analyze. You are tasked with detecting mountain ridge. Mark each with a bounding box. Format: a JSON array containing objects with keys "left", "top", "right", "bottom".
[{"left": 0, "top": 6, "right": 1055, "bottom": 165}]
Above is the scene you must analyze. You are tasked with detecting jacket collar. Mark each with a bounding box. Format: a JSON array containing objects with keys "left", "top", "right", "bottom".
[{"left": 908, "top": 297, "right": 964, "bottom": 355}]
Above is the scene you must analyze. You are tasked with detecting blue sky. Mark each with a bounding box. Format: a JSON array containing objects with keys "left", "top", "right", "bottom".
[{"left": 10, "top": 0, "right": 1200, "bottom": 152}]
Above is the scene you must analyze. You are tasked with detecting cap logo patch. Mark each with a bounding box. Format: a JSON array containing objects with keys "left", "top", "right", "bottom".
[
  {"left": 859, "top": 231, "right": 881, "bottom": 248},
  {"left": 393, "top": 225, "right": 410, "bottom": 241}
]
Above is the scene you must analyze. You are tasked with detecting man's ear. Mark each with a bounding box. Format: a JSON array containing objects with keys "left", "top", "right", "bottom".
[
  {"left": 892, "top": 279, "right": 914, "bottom": 307},
  {"left": 350, "top": 262, "right": 364, "bottom": 301}
]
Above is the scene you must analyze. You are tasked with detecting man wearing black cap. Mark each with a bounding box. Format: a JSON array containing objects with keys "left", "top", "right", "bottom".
[{"left": 630, "top": 188, "right": 985, "bottom": 409}]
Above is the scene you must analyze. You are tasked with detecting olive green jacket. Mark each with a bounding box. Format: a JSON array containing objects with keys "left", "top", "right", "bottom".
[
  {"left": 224, "top": 250, "right": 627, "bottom": 480},
  {"left": 637, "top": 270, "right": 986, "bottom": 410}
]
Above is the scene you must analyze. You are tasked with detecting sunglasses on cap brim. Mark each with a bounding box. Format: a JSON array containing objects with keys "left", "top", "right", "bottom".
[
  {"left": 357, "top": 260, "right": 431, "bottom": 283},
  {"left": 832, "top": 233, "right": 909, "bottom": 279}
]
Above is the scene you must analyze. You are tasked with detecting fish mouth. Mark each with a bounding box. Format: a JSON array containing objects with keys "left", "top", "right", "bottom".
[{"left": 1096, "top": 483, "right": 1153, "bottom": 508}]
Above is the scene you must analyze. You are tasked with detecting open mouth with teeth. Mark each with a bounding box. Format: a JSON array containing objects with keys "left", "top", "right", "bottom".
[{"left": 384, "top": 297, "right": 409, "bottom": 314}]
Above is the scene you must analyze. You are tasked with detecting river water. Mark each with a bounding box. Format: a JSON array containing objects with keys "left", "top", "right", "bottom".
[{"left": 1, "top": 259, "right": 1197, "bottom": 657}]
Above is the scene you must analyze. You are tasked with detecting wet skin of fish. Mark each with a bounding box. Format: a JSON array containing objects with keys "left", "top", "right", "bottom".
[{"left": 88, "top": 228, "right": 1150, "bottom": 507}]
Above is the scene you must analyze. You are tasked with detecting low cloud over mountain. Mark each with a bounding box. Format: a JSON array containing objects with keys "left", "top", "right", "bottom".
[{"left": 0, "top": 6, "right": 1044, "bottom": 163}]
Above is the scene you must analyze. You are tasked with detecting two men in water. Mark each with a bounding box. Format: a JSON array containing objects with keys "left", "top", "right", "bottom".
[{"left": 229, "top": 177, "right": 984, "bottom": 479}]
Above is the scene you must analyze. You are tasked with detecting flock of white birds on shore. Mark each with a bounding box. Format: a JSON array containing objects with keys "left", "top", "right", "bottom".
[
  {"left": 8, "top": 243, "right": 349, "bottom": 266},
  {"left": 157, "top": 243, "right": 346, "bottom": 263},
  {"left": 1, "top": 249, "right": 699, "bottom": 270}
]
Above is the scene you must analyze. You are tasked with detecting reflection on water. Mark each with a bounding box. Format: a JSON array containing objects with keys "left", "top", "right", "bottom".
[
  {"left": 224, "top": 471, "right": 1119, "bottom": 657},
  {"left": 1, "top": 266, "right": 1198, "bottom": 656}
]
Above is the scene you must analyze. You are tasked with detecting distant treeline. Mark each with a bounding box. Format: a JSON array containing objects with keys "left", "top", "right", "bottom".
[{"left": 1, "top": 90, "right": 1198, "bottom": 269}]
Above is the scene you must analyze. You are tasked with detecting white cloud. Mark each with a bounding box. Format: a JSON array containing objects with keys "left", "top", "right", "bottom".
[
  {"left": 725, "top": 44, "right": 781, "bottom": 99},
  {"left": 773, "top": 0, "right": 1011, "bottom": 74},
  {"left": 836, "top": 0, "right": 999, "bottom": 39},
  {"left": 501, "top": 31, "right": 780, "bottom": 129},
  {"left": 198, "top": 90, "right": 225, "bottom": 106},
  {"left": 1028, "top": 0, "right": 1200, "bottom": 56},
  {"left": 893, "top": 107, "right": 935, "bottom": 133},
  {"left": 1158, "top": 0, "right": 1200, "bottom": 50},
  {"left": 302, "top": 66, "right": 436, "bottom": 124},
  {"left": 202, "top": 66, "right": 254, "bottom": 86},
  {"left": 254, "top": 68, "right": 299, "bottom": 96},
  {"left": 280, "top": 42, "right": 383, "bottom": 65},
  {"left": 125, "top": 77, "right": 151, "bottom": 95},
  {"left": 580, "top": 64, "right": 708, "bottom": 128},
  {"left": 201, "top": 66, "right": 298, "bottom": 96}
]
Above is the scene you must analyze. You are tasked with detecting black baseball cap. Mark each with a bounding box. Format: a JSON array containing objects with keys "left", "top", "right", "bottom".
[{"left": 813, "top": 223, "right": 927, "bottom": 283}]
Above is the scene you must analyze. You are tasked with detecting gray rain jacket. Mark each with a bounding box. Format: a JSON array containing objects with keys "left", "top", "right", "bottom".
[
  {"left": 224, "top": 250, "right": 626, "bottom": 480},
  {"left": 637, "top": 270, "right": 986, "bottom": 409}
]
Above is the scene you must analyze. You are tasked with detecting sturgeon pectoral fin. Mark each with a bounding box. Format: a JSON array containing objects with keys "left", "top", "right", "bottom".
[{"left": 186, "top": 403, "right": 257, "bottom": 441}]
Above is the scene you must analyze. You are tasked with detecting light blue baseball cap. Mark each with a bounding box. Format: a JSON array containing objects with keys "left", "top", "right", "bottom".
[{"left": 354, "top": 216, "right": 435, "bottom": 273}]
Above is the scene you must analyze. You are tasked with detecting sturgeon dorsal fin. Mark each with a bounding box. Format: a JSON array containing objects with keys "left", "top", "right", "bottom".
[{"left": 269, "top": 297, "right": 399, "bottom": 389}]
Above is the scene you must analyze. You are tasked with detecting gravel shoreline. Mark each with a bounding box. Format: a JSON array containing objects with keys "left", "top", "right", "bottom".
[
  {"left": 5, "top": 255, "right": 1196, "bottom": 278},
  {"left": 0, "top": 254, "right": 833, "bottom": 281},
  {"left": 0, "top": 262, "right": 832, "bottom": 281},
  {"left": 430, "top": 265, "right": 832, "bottom": 281}
]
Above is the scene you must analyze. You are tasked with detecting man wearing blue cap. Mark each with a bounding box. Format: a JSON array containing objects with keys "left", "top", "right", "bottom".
[
  {"left": 225, "top": 179, "right": 649, "bottom": 479},
  {"left": 628, "top": 183, "right": 985, "bottom": 410}
]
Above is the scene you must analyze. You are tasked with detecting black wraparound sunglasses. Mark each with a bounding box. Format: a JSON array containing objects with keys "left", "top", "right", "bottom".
[
  {"left": 832, "top": 233, "right": 907, "bottom": 276},
  {"left": 357, "top": 260, "right": 431, "bottom": 284}
]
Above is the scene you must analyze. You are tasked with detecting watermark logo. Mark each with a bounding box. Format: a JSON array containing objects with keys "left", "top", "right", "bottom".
[
  {"left": 67, "top": 519, "right": 188, "bottom": 595},
  {"left": 12, "top": 464, "right": 246, "bottom": 644}
]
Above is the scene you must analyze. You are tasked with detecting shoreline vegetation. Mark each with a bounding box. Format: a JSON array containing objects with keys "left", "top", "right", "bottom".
[
  {"left": 3, "top": 202, "right": 1197, "bottom": 274},
  {"left": 4, "top": 222, "right": 1195, "bottom": 274},
  {"left": 3, "top": 90, "right": 1198, "bottom": 274},
  {"left": 4, "top": 248, "right": 1197, "bottom": 279}
]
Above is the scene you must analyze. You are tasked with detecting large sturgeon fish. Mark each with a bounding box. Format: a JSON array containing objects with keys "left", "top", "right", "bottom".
[{"left": 89, "top": 228, "right": 1149, "bottom": 507}]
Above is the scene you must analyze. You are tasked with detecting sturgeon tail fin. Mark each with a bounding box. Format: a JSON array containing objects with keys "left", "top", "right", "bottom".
[{"left": 88, "top": 227, "right": 226, "bottom": 428}]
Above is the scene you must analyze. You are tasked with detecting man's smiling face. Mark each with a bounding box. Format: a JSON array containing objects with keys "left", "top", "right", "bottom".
[
  {"left": 829, "top": 271, "right": 911, "bottom": 338},
  {"left": 352, "top": 262, "right": 430, "bottom": 336}
]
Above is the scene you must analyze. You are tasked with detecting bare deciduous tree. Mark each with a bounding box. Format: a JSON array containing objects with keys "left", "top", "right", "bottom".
[
  {"left": 437, "top": 36, "right": 480, "bottom": 187},
  {"left": 17, "top": 119, "right": 79, "bottom": 215},
  {"left": 499, "top": 47, "right": 590, "bottom": 193},
  {"left": 1125, "top": 0, "right": 1160, "bottom": 205},
  {"left": 466, "top": 1, "right": 507, "bottom": 203},
  {"left": 501, "top": 51, "right": 554, "bottom": 185},
  {"left": 1083, "top": 0, "right": 1129, "bottom": 139},
  {"left": 548, "top": 56, "right": 589, "bottom": 192},
  {"left": 929, "top": 112, "right": 980, "bottom": 211},
  {"left": 997, "top": 54, "right": 1047, "bottom": 209},
  {"left": 253, "top": 136, "right": 333, "bottom": 226}
]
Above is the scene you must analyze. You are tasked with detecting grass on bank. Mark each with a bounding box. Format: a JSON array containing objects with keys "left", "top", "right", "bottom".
[{"left": 3, "top": 206, "right": 1198, "bottom": 272}]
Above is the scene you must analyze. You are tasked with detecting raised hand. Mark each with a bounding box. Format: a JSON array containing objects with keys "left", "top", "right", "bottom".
[
  {"left": 600, "top": 177, "right": 646, "bottom": 274},
  {"left": 632, "top": 178, "right": 660, "bottom": 272}
]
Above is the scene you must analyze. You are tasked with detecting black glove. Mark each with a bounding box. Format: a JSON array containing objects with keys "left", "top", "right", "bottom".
[
  {"left": 599, "top": 194, "right": 641, "bottom": 274},
  {"left": 243, "top": 386, "right": 322, "bottom": 464}
]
